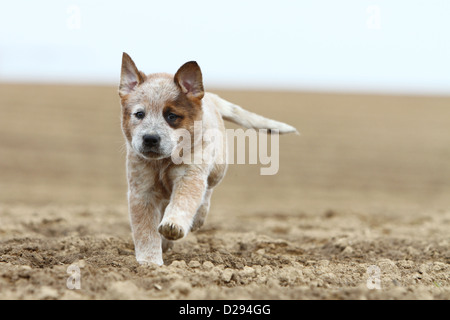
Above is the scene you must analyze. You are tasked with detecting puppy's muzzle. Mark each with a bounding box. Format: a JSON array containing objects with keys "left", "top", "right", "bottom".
[
  {"left": 143, "top": 134, "right": 161, "bottom": 148},
  {"left": 140, "top": 134, "right": 163, "bottom": 157}
]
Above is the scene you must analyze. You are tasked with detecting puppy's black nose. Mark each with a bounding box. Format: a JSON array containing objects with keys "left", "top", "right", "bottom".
[{"left": 142, "top": 134, "right": 161, "bottom": 147}]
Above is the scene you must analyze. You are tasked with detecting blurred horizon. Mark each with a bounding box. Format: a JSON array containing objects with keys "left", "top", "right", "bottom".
[{"left": 0, "top": 0, "right": 449, "bottom": 95}]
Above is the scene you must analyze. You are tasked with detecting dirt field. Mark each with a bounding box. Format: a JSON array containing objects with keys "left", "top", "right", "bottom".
[{"left": 0, "top": 83, "right": 449, "bottom": 299}]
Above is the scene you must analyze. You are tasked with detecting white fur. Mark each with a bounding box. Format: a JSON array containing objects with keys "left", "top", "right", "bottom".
[{"left": 208, "top": 93, "right": 299, "bottom": 134}]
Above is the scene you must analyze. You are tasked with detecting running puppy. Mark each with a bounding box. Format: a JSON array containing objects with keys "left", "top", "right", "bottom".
[{"left": 119, "top": 53, "right": 297, "bottom": 265}]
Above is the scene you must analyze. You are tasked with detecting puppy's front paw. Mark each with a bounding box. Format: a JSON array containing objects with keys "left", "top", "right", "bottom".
[
  {"left": 158, "top": 221, "right": 185, "bottom": 240},
  {"left": 137, "top": 258, "right": 163, "bottom": 267}
]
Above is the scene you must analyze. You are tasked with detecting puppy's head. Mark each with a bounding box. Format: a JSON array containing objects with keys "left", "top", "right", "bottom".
[{"left": 119, "top": 53, "right": 204, "bottom": 160}]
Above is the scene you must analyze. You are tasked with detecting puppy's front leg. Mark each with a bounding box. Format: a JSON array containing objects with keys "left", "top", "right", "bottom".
[
  {"left": 158, "top": 169, "right": 207, "bottom": 240},
  {"left": 128, "top": 193, "right": 163, "bottom": 266}
]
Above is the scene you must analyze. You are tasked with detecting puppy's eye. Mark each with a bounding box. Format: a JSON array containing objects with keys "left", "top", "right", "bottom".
[
  {"left": 134, "top": 111, "right": 145, "bottom": 119},
  {"left": 166, "top": 113, "right": 179, "bottom": 122}
]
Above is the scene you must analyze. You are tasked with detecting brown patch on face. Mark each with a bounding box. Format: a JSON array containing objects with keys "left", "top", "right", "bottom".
[
  {"left": 170, "top": 61, "right": 205, "bottom": 135},
  {"left": 163, "top": 93, "right": 202, "bottom": 133}
]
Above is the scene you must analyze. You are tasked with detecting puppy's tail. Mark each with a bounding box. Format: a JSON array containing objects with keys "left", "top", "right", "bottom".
[{"left": 208, "top": 93, "right": 299, "bottom": 134}]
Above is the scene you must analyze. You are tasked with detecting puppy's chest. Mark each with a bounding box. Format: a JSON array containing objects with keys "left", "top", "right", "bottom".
[{"left": 127, "top": 161, "right": 178, "bottom": 201}]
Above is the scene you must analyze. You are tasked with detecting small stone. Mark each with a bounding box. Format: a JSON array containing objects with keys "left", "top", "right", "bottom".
[
  {"left": 221, "top": 269, "right": 234, "bottom": 282},
  {"left": 256, "top": 249, "right": 265, "bottom": 255},
  {"left": 76, "top": 259, "right": 86, "bottom": 268},
  {"left": 188, "top": 260, "right": 201, "bottom": 268},
  {"left": 342, "top": 246, "right": 354, "bottom": 254},
  {"left": 202, "top": 261, "right": 214, "bottom": 270},
  {"left": 154, "top": 284, "right": 162, "bottom": 290},
  {"left": 240, "top": 266, "right": 255, "bottom": 277}
]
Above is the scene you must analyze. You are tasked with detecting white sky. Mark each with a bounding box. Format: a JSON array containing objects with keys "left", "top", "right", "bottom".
[{"left": 0, "top": 0, "right": 449, "bottom": 94}]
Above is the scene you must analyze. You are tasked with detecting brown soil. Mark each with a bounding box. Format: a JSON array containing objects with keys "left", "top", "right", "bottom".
[{"left": 0, "top": 84, "right": 449, "bottom": 299}]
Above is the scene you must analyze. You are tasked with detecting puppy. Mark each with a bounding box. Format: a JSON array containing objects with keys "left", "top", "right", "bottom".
[{"left": 119, "top": 53, "right": 297, "bottom": 265}]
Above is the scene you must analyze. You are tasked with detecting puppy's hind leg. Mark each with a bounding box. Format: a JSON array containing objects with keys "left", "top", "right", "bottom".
[
  {"left": 191, "top": 188, "right": 213, "bottom": 232},
  {"left": 161, "top": 237, "right": 173, "bottom": 253}
]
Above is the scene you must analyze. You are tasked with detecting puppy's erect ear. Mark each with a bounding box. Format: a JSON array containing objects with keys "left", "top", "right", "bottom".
[
  {"left": 119, "top": 52, "right": 146, "bottom": 97},
  {"left": 174, "top": 61, "right": 204, "bottom": 100}
]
